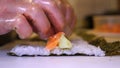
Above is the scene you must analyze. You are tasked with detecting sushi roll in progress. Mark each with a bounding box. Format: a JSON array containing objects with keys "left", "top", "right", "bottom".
[{"left": 8, "top": 32, "right": 105, "bottom": 57}]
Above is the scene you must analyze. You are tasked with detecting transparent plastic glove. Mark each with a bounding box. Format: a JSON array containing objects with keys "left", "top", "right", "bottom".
[{"left": 0, "top": 0, "right": 76, "bottom": 40}]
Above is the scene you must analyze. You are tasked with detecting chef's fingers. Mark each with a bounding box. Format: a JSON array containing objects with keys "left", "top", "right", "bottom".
[
  {"left": 0, "top": 14, "right": 33, "bottom": 39},
  {"left": 0, "top": 9, "right": 16, "bottom": 35},
  {"left": 0, "top": 22, "right": 11, "bottom": 35},
  {"left": 33, "top": 0, "right": 65, "bottom": 33},
  {"left": 23, "top": 4, "right": 54, "bottom": 40},
  {"left": 64, "top": 0, "right": 76, "bottom": 35},
  {"left": 56, "top": 0, "right": 76, "bottom": 35},
  {"left": 65, "top": 5, "right": 74, "bottom": 26},
  {"left": 13, "top": 14, "right": 33, "bottom": 39},
  {"left": 55, "top": 0, "right": 73, "bottom": 24},
  {"left": 70, "top": 14, "right": 76, "bottom": 31},
  {"left": 0, "top": 19, "right": 11, "bottom": 35},
  {"left": 55, "top": 0, "right": 66, "bottom": 17},
  {"left": 62, "top": 0, "right": 76, "bottom": 29}
]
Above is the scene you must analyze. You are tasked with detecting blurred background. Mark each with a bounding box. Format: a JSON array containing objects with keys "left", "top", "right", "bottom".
[
  {"left": 0, "top": 0, "right": 120, "bottom": 46},
  {"left": 69, "top": 0, "right": 119, "bottom": 29}
]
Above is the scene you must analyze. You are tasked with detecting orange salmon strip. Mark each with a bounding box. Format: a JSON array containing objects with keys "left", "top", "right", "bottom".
[{"left": 45, "top": 32, "right": 64, "bottom": 51}]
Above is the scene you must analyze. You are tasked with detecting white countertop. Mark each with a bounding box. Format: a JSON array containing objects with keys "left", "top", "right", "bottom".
[{"left": 0, "top": 50, "right": 120, "bottom": 68}]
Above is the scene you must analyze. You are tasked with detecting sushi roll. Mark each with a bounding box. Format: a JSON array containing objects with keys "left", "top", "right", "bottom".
[
  {"left": 8, "top": 40, "right": 105, "bottom": 57},
  {"left": 8, "top": 32, "right": 105, "bottom": 57}
]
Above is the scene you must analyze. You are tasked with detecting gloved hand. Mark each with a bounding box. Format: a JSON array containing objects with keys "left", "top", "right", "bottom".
[{"left": 0, "top": 0, "right": 76, "bottom": 40}]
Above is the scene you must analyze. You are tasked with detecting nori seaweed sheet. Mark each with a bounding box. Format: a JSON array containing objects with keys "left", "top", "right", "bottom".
[
  {"left": 76, "top": 30, "right": 120, "bottom": 56},
  {"left": 89, "top": 37, "right": 120, "bottom": 56}
]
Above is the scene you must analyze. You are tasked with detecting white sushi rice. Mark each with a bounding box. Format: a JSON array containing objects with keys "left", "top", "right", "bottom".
[
  {"left": 10, "top": 45, "right": 50, "bottom": 56},
  {"left": 9, "top": 40, "right": 105, "bottom": 57}
]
